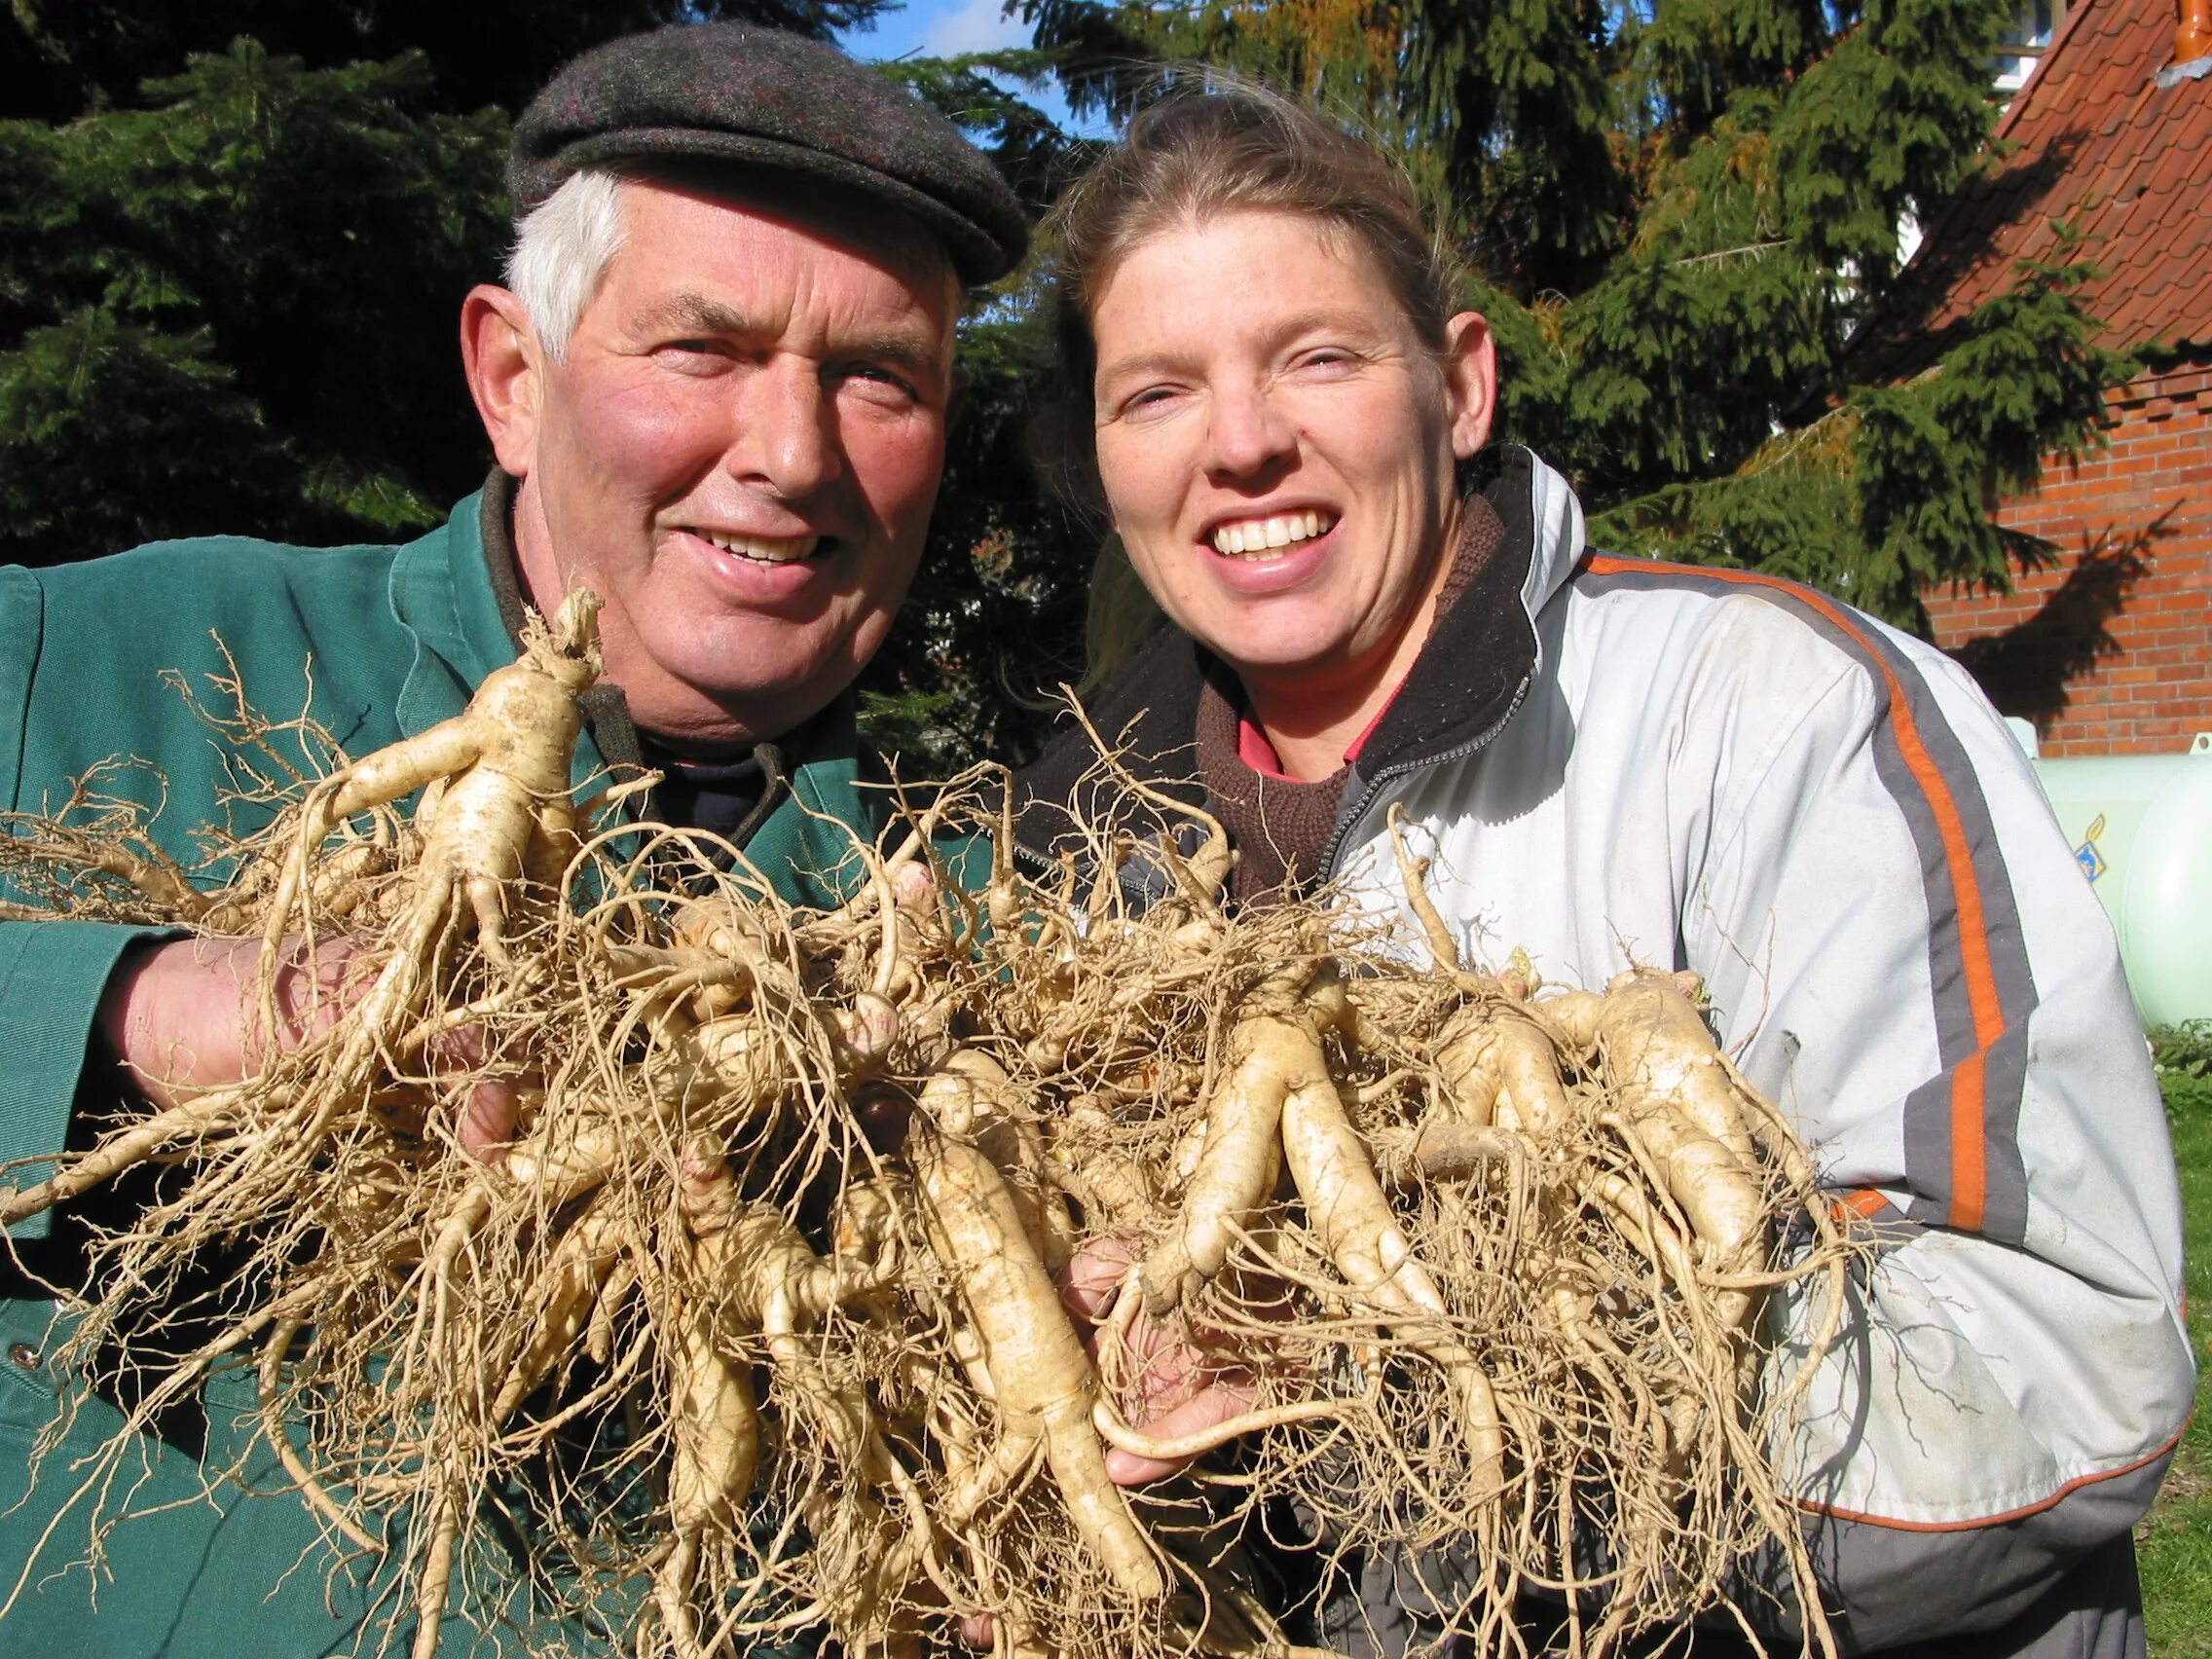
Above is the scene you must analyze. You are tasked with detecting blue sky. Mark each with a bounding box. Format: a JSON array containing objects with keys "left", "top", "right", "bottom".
[
  {"left": 835, "top": 0, "right": 1110, "bottom": 135},
  {"left": 838, "top": 0, "right": 1037, "bottom": 62}
]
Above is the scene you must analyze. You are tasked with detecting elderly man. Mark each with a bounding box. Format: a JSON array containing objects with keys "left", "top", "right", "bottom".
[{"left": 0, "top": 21, "right": 1023, "bottom": 1653}]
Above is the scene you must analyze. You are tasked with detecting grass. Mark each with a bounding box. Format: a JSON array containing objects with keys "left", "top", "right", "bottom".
[{"left": 2137, "top": 1031, "right": 2212, "bottom": 1654}]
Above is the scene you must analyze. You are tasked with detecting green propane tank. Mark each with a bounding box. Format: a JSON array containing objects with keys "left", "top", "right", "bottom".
[{"left": 2027, "top": 730, "right": 2212, "bottom": 1028}]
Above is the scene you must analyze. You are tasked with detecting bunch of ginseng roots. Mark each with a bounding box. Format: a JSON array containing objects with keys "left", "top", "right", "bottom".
[{"left": 0, "top": 593, "right": 1861, "bottom": 1659}]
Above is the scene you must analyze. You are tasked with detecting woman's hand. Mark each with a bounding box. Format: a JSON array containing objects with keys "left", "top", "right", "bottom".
[{"left": 1060, "top": 1234, "right": 1288, "bottom": 1486}]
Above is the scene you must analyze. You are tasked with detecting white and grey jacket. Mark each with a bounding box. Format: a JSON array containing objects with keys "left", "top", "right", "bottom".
[{"left": 1014, "top": 445, "right": 2193, "bottom": 1656}]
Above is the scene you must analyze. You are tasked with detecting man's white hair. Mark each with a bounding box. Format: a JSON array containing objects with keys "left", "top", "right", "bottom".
[{"left": 505, "top": 168, "right": 628, "bottom": 361}]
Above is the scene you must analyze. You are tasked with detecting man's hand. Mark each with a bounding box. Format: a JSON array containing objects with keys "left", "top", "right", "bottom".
[{"left": 96, "top": 936, "right": 520, "bottom": 1156}]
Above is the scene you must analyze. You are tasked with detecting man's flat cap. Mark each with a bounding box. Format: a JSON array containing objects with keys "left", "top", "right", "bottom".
[{"left": 510, "top": 22, "right": 1028, "bottom": 285}]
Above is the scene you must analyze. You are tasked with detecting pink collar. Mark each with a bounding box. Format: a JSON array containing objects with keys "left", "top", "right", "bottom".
[{"left": 1235, "top": 694, "right": 1395, "bottom": 781}]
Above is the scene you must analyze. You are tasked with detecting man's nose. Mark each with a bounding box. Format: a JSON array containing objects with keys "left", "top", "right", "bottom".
[
  {"left": 729, "top": 357, "right": 842, "bottom": 498},
  {"left": 1203, "top": 381, "right": 1296, "bottom": 481}
]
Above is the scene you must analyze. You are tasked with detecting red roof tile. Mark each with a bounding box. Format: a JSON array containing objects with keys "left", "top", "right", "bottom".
[{"left": 1866, "top": 0, "right": 2212, "bottom": 370}]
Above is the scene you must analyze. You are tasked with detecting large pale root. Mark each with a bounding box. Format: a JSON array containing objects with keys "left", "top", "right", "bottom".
[
  {"left": 669, "top": 1297, "right": 759, "bottom": 1529},
  {"left": 489, "top": 1197, "right": 628, "bottom": 1422},
  {"left": 503, "top": 1109, "right": 623, "bottom": 1185},
  {"left": 718, "top": 1203, "right": 943, "bottom": 1639},
  {"left": 1137, "top": 963, "right": 1315, "bottom": 1313},
  {"left": 1046, "top": 1102, "right": 1156, "bottom": 1235},
  {"left": 1589, "top": 969, "right": 1764, "bottom": 1272},
  {"left": 1432, "top": 999, "right": 1572, "bottom": 1135},
  {"left": 1282, "top": 977, "right": 1507, "bottom": 1495},
  {"left": 651, "top": 1012, "right": 787, "bottom": 1116},
  {"left": 201, "top": 590, "right": 606, "bottom": 1174},
  {"left": 655, "top": 1152, "right": 764, "bottom": 1659},
  {"left": 408, "top": 1484, "right": 466, "bottom": 1659},
  {"left": 919, "top": 1051, "right": 1075, "bottom": 1273},
  {"left": 261, "top": 587, "right": 600, "bottom": 984},
  {"left": 721, "top": 1201, "right": 895, "bottom": 1463},
  {"left": 656, "top": 1292, "right": 761, "bottom": 1659},
  {"left": 908, "top": 1119, "right": 1167, "bottom": 1603}
]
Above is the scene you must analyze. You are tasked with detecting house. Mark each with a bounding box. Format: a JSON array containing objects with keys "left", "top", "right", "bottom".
[{"left": 1905, "top": 0, "right": 2212, "bottom": 755}]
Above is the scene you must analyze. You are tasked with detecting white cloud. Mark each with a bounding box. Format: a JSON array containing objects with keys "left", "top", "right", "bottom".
[{"left": 920, "top": 0, "right": 1032, "bottom": 57}]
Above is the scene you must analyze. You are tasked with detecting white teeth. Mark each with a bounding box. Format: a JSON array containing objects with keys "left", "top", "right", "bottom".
[
  {"left": 701, "top": 530, "right": 820, "bottom": 563},
  {"left": 1209, "top": 510, "right": 1335, "bottom": 557}
]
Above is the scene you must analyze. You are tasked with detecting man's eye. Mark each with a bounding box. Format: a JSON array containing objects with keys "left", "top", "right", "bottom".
[
  {"left": 656, "top": 340, "right": 730, "bottom": 371},
  {"left": 838, "top": 363, "right": 923, "bottom": 403}
]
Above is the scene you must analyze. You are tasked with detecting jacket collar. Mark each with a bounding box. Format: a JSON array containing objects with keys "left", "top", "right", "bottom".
[{"left": 386, "top": 480, "right": 531, "bottom": 742}]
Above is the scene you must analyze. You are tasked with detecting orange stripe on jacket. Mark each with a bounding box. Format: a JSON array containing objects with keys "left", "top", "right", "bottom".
[
  {"left": 1583, "top": 556, "right": 2007, "bottom": 1233},
  {"left": 1792, "top": 1424, "right": 2186, "bottom": 1530}
]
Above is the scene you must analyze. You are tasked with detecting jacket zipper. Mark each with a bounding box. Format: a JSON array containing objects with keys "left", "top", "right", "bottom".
[
  {"left": 1317, "top": 670, "right": 1531, "bottom": 881},
  {"left": 1319, "top": 454, "right": 1549, "bottom": 881}
]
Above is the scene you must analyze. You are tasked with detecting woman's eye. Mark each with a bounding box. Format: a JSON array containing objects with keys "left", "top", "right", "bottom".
[{"left": 1122, "top": 385, "right": 1181, "bottom": 417}]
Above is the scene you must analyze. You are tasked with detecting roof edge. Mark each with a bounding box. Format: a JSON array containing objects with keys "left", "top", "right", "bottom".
[{"left": 1995, "top": 0, "right": 2101, "bottom": 141}]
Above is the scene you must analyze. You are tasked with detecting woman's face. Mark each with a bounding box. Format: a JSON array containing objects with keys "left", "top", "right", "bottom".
[{"left": 1088, "top": 210, "right": 1494, "bottom": 720}]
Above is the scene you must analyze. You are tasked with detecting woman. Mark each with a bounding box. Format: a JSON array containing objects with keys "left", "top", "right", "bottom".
[{"left": 1017, "top": 86, "right": 2191, "bottom": 1659}]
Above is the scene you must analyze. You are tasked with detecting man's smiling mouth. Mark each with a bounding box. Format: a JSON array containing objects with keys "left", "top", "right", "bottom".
[
  {"left": 1208, "top": 510, "right": 1336, "bottom": 557},
  {"left": 697, "top": 529, "right": 824, "bottom": 564}
]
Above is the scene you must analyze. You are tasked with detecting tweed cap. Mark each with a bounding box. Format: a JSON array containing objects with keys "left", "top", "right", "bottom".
[{"left": 510, "top": 22, "right": 1028, "bottom": 285}]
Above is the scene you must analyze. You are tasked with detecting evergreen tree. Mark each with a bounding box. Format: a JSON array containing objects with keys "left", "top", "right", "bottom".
[
  {"left": 1017, "top": 0, "right": 2129, "bottom": 630},
  {"left": 2, "top": 2, "right": 895, "bottom": 120},
  {"left": 0, "top": 43, "right": 511, "bottom": 563},
  {"left": 0, "top": 7, "right": 903, "bottom": 568}
]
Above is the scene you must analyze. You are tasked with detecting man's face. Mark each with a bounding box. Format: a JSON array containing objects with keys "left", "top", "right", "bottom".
[{"left": 499, "top": 179, "right": 959, "bottom": 749}]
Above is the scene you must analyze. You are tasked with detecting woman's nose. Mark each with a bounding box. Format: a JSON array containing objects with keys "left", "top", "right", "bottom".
[{"left": 1203, "top": 383, "right": 1295, "bottom": 481}]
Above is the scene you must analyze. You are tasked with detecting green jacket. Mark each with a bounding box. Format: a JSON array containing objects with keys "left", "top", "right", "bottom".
[{"left": 0, "top": 491, "right": 884, "bottom": 1654}]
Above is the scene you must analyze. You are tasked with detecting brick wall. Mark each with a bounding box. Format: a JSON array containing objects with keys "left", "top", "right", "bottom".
[{"left": 1923, "top": 356, "right": 2212, "bottom": 756}]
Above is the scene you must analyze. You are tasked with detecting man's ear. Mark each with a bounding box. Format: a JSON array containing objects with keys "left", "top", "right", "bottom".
[
  {"left": 461, "top": 285, "right": 544, "bottom": 477},
  {"left": 1441, "top": 311, "right": 1498, "bottom": 460}
]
